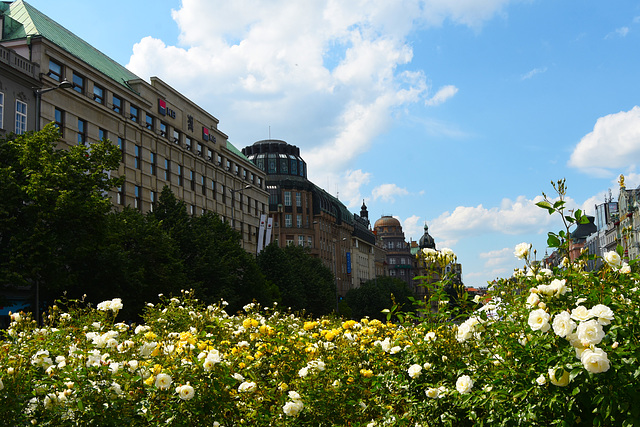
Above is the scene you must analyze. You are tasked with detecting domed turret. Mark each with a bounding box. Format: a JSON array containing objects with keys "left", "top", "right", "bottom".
[{"left": 419, "top": 223, "right": 436, "bottom": 250}]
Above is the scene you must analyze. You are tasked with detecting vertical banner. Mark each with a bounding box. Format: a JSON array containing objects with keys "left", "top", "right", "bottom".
[
  {"left": 257, "top": 214, "right": 267, "bottom": 254},
  {"left": 265, "top": 217, "right": 273, "bottom": 247},
  {"left": 346, "top": 252, "right": 352, "bottom": 274}
]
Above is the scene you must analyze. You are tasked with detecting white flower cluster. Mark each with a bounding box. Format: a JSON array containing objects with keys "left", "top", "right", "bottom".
[
  {"left": 198, "top": 349, "right": 222, "bottom": 371},
  {"left": 514, "top": 242, "right": 532, "bottom": 260},
  {"left": 456, "top": 316, "right": 484, "bottom": 343},
  {"left": 421, "top": 247, "right": 457, "bottom": 266},
  {"left": 283, "top": 391, "right": 304, "bottom": 416},
  {"left": 528, "top": 295, "right": 614, "bottom": 376},
  {"left": 374, "top": 337, "right": 402, "bottom": 354},
  {"left": 238, "top": 381, "right": 257, "bottom": 393},
  {"left": 96, "top": 298, "right": 123, "bottom": 312},
  {"left": 298, "top": 359, "right": 326, "bottom": 378}
]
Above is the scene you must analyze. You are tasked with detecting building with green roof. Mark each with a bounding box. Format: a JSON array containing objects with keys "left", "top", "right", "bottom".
[{"left": 0, "top": 0, "right": 269, "bottom": 254}]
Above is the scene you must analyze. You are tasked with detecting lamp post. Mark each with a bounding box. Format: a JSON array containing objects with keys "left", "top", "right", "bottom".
[
  {"left": 32, "top": 80, "right": 73, "bottom": 325},
  {"left": 34, "top": 80, "right": 73, "bottom": 131},
  {"left": 230, "top": 185, "right": 251, "bottom": 245}
]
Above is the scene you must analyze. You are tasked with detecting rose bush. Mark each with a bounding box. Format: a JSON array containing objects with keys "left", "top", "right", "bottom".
[{"left": 1, "top": 180, "right": 639, "bottom": 426}]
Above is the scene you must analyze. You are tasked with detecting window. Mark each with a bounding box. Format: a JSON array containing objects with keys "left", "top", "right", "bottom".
[
  {"left": 207, "top": 148, "right": 213, "bottom": 161},
  {"left": 217, "top": 154, "right": 222, "bottom": 165},
  {"left": 117, "top": 184, "right": 125, "bottom": 205},
  {"left": 160, "top": 122, "right": 167, "bottom": 137},
  {"left": 0, "top": 92, "right": 4, "bottom": 129},
  {"left": 77, "top": 118, "right": 86, "bottom": 144},
  {"left": 201, "top": 175, "right": 206, "bottom": 195},
  {"left": 72, "top": 72, "right": 84, "bottom": 94},
  {"left": 173, "top": 130, "right": 180, "bottom": 145},
  {"left": 150, "top": 152, "right": 156, "bottom": 175},
  {"left": 48, "top": 59, "right": 63, "bottom": 82},
  {"left": 178, "top": 165, "right": 183, "bottom": 186},
  {"left": 284, "top": 191, "right": 292, "bottom": 206},
  {"left": 226, "top": 160, "right": 231, "bottom": 170},
  {"left": 134, "top": 145, "right": 141, "bottom": 169},
  {"left": 296, "top": 192, "right": 302, "bottom": 207},
  {"left": 307, "top": 236, "right": 313, "bottom": 247},
  {"left": 15, "top": 100, "right": 27, "bottom": 135},
  {"left": 99, "top": 128, "right": 107, "bottom": 141},
  {"left": 285, "top": 214, "right": 292, "bottom": 228},
  {"left": 134, "top": 185, "right": 141, "bottom": 210},
  {"left": 145, "top": 114, "right": 154, "bottom": 130},
  {"left": 112, "top": 95, "right": 122, "bottom": 113},
  {"left": 197, "top": 142, "right": 203, "bottom": 156},
  {"left": 389, "top": 258, "right": 396, "bottom": 265},
  {"left": 185, "top": 136, "right": 192, "bottom": 151},
  {"left": 190, "top": 205, "right": 195, "bottom": 215},
  {"left": 190, "top": 170, "right": 195, "bottom": 190},
  {"left": 130, "top": 105, "right": 139, "bottom": 122},
  {"left": 296, "top": 214, "right": 302, "bottom": 228},
  {"left": 211, "top": 180, "right": 217, "bottom": 200},
  {"left": 299, "top": 236, "right": 305, "bottom": 246},
  {"left": 54, "top": 107, "right": 64, "bottom": 136},
  {"left": 118, "top": 137, "right": 124, "bottom": 161},
  {"left": 164, "top": 159, "right": 171, "bottom": 181},
  {"left": 235, "top": 165, "right": 239, "bottom": 175},
  {"left": 150, "top": 190, "right": 156, "bottom": 212},
  {"left": 93, "top": 85, "right": 104, "bottom": 104}
]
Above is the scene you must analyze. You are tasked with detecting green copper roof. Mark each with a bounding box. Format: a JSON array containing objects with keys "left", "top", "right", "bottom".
[
  {"left": 226, "top": 141, "right": 249, "bottom": 160},
  {"left": 1, "top": 0, "right": 140, "bottom": 91}
]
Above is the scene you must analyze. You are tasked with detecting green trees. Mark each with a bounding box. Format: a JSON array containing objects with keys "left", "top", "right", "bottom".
[
  {"left": 0, "top": 124, "right": 121, "bottom": 311},
  {"left": 0, "top": 126, "right": 343, "bottom": 320},
  {"left": 257, "top": 243, "right": 335, "bottom": 316},
  {"left": 345, "top": 276, "right": 416, "bottom": 321}
]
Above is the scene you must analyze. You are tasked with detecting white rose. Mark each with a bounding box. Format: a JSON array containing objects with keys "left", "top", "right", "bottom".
[
  {"left": 576, "top": 319, "right": 605, "bottom": 346},
  {"left": 581, "top": 347, "right": 610, "bottom": 374},
  {"left": 425, "top": 387, "right": 440, "bottom": 398},
  {"left": 176, "top": 383, "right": 195, "bottom": 400},
  {"left": 514, "top": 243, "right": 532, "bottom": 260},
  {"left": 604, "top": 251, "right": 622, "bottom": 268},
  {"left": 526, "top": 292, "right": 540, "bottom": 308},
  {"left": 456, "top": 323, "right": 473, "bottom": 342},
  {"left": 570, "top": 306, "right": 593, "bottom": 322},
  {"left": 155, "top": 373, "right": 172, "bottom": 390},
  {"left": 549, "top": 279, "right": 568, "bottom": 296},
  {"left": 548, "top": 367, "right": 570, "bottom": 386},
  {"left": 238, "top": 381, "right": 257, "bottom": 393},
  {"left": 455, "top": 375, "right": 473, "bottom": 394},
  {"left": 283, "top": 400, "right": 304, "bottom": 416},
  {"left": 552, "top": 311, "right": 576, "bottom": 338},
  {"left": 620, "top": 263, "right": 631, "bottom": 274},
  {"left": 590, "top": 304, "right": 614, "bottom": 326},
  {"left": 536, "top": 374, "right": 546, "bottom": 385},
  {"left": 407, "top": 364, "right": 422, "bottom": 379},
  {"left": 528, "top": 309, "right": 551, "bottom": 332}
]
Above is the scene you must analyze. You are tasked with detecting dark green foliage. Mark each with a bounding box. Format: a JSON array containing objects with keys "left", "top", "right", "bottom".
[
  {"left": 345, "top": 276, "right": 416, "bottom": 321},
  {"left": 257, "top": 243, "right": 335, "bottom": 316},
  {"left": 0, "top": 125, "right": 122, "bottom": 312}
]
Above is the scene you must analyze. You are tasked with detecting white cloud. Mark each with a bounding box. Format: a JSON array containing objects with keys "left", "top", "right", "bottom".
[
  {"left": 606, "top": 26, "right": 629, "bottom": 39},
  {"left": 340, "top": 169, "right": 372, "bottom": 209},
  {"left": 372, "top": 183, "right": 409, "bottom": 202},
  {"left": 521, "top": 66, "right": 547, "bottom": 80},
  {"left": 127, "top": 0, "right": 514, "bottom": 191},
  {"left": 568, "top": 106, "right": 640, "bottom": 177},
  {"left": 479, "top": 247, "right": 513, "bottom": 268},
  {"left": 402, "top": 215, "right": 423, "bottom": 240},
  {"left": 429, "top": 195, "right": 563, "bottom": 245},
  {"left": 425, "top": 85, "right": 458, "bottom": 106}
]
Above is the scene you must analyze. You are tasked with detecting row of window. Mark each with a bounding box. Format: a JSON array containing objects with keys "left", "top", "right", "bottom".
[
  {"left": 283, "top": 213, "right": 309, "bottom": 228},
  {"left": 388, "top": 257, "right": 410, "bottom": 265},
  {"left": 0, "top": 93, "right": 28, "bottom": 135},
  {"left": 49, "top": 58, "right": 262, "bottom": 187},
  {"left": 117, "top": 182, "right": 266, "bottom": 217},
  {"left": 284, "top": 235, "right": 314, "bottom": 247}
]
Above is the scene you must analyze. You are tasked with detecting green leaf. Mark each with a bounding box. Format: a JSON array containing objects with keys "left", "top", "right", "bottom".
[
  {"left": 547, "top": 234, "right": 561, "bottom": 248},
  {"left": 536, "top": 201, "right": 554, "bottom": 213}
]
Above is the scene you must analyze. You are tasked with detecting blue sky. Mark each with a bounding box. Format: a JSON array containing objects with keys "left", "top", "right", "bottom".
[{"left": 27, "top": 0, "right": 640, "bottom": 287}]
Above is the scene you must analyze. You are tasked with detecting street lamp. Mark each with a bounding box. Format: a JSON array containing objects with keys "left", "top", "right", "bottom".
[{"left": 34, "top": 80, "right": 74, "bottom": 131}]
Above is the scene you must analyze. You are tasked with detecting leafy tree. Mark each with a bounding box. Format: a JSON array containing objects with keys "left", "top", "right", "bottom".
[
  {"left": 257, "top": 243, "right": 335, "bottom": 316},
  {"left": 345, "top": 276, "right": 416, "bottom": 321},
  {"left": 152, "top": 187, "right": 277, "bottom": 313},
  {"left": 0, "top": 125, "right": 121, "bottom": 317}
]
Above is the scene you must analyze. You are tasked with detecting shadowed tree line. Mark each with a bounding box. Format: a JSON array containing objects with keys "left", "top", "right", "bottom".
[{"left": 0, "top": 126, "right": 414, "bottom": 321}]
